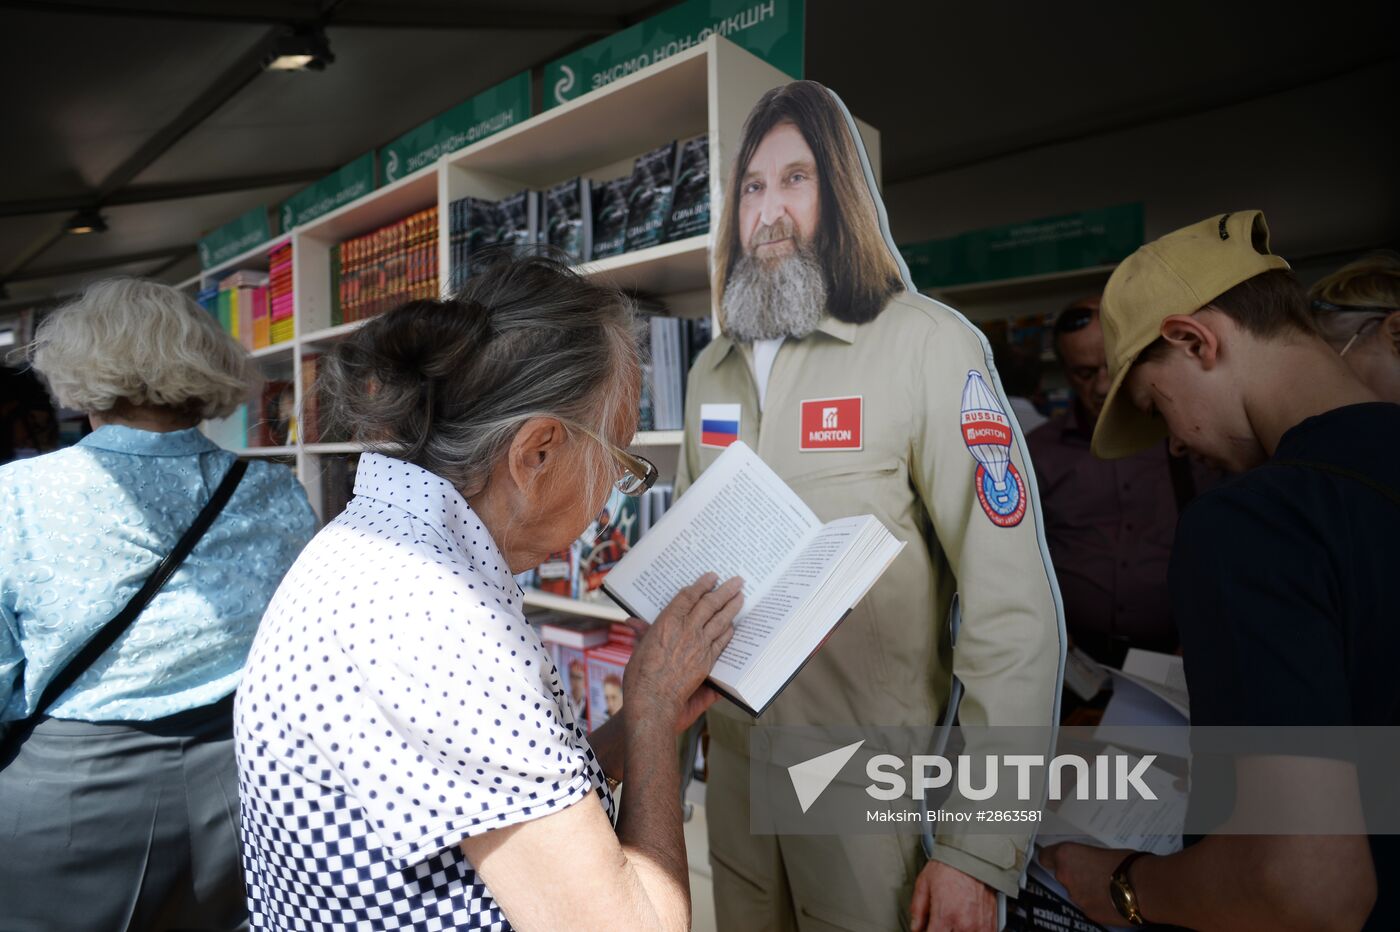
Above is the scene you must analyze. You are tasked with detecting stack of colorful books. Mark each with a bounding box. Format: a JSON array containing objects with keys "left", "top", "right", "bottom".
[
  {"left": 536, "top": 616, "right": 637, "bottom": 731},
  {"left": 269, "top": 242, "right": 294, "bottom": 344},
  {"left": 213, "top": 270, "right": 269, "bottom": 351},
  {"left": 331, "top": 205, "right": 438, "bottom": 325}
]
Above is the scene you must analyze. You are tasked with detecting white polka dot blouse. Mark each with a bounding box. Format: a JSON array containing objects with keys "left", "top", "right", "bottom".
[{"left": 235, "top": 452, "right": 615, "bottom": 931}]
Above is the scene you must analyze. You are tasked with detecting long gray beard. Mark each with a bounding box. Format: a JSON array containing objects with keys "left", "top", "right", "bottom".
[{"left": 722, "top": 247, "right": 828, "bottom": 342}]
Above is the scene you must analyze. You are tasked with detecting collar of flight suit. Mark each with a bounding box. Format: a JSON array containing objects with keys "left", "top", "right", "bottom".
[{"left": 703, "top": 314, "right": 861, "bottom": 370}]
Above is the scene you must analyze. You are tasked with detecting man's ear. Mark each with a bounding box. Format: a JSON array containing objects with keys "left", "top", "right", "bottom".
[
  {"left": 1160, "top": 313, "right": 1220, "bottom": 369},
  {"left": 1382, "top": 311, "right": 1400, "bottom": 356},
  {"left": 505, "top": 417, "right": 569, "bottom": 494}
]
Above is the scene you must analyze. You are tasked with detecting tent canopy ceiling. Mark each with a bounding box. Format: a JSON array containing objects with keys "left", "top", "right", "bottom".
[{"left": 0, "top": 0, "right": 1392, "bottom": 306}]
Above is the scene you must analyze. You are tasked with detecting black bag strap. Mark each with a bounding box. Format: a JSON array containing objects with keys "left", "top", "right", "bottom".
[
  {"left": 26, "top": 458, "right": 248, "bottom": 722},
  {"left": 1270, "top": 458, "right": 1400, "bottom": 510}
]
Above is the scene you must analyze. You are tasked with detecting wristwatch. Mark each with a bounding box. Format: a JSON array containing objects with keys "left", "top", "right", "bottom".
[{"left": 1109, "top": 851, "right": 1151, "bottom": 926}]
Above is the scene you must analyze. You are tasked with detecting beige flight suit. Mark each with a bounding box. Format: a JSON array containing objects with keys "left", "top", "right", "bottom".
[{"left": 677, "top": 290, "right": 1065, "bottom": 931}]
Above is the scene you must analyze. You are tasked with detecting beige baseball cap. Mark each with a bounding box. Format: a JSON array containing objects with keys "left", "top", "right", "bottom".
[{"left": 1091, "top": 210, "right": 1291, "bottom": 459}]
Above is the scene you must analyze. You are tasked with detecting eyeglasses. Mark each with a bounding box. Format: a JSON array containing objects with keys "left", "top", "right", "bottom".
[
  {"left": 1310, "top": 300, "right": 1392, "bottom": 358},
  {"left": 1310, "top": 299, "right": 1398, "bottom": 315},
  {"left": 568, "top": 423, "right": 657, "bottom": 496},
  {"left": 567, "top": 421, "right": 658, "bottom": 544},
  {"left": 1336, "top": 316, "right": 1384, "bottom": 358}
]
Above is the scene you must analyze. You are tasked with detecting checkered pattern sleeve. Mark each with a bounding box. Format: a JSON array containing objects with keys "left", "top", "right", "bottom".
[{"left": 235, "top": 454, "right": 616, "bottom": 929}]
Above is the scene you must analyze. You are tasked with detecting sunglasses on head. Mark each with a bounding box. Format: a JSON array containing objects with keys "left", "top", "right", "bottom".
[
  {"left": 1054, "top": 305, "right": 1095, "bottom": 335},
  {"left": 1311, "top": 299, "right": 1397, "bottom": 315}
]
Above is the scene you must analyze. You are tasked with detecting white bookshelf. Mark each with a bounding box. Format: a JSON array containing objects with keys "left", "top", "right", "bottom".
[
  {"left": 250, "top": 342, "right": 295, "bottom": 362},
  {"left": 632, "top": 430, "right": 684, "bottom": 447},
  {"left": 300, "top": 319, "right": 368, "bottom": 346},
  {"left": 200, "top": 37, "right": 881, "bottom": 619},
  {"left": 926, "top": 263, "right": 1117, "bottom": 324},
  {"left": 231, "top": 445, "right": 297, "bottom": 457},
  {"left": 521, "top": 588, "right": 628, "bottom": 622}
]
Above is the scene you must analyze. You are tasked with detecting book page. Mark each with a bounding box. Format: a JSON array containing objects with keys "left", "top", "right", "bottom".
[
  {"left": 711, "top": 517, "right": 865, "bottom": 682},
  {"left": 1052, "top": 746, "right": 1185, "bottom": 857},
  {"left": 604, "top": 442, "right": 820, "bottom": 621},
  {"left": 1121, "top": 648, "right": 1190, "bottom": 714}
]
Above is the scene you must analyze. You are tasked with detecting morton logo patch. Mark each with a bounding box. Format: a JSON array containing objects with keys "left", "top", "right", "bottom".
[
  {"left": 960, "top": 371, "right": 1026, "bottom": 527},
  {"left": 800, "top": 396, "right": 862, "bottom": 451}
]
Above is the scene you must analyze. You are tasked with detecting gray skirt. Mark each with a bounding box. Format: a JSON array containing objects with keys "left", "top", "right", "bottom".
[{"left": 0, "top": 697, "right": 246, "bottom": 932}]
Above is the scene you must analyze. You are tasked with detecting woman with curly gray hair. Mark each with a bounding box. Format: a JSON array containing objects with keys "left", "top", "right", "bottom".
[{"left": 0, "top": 277, "right": 316, "bottom": 931}]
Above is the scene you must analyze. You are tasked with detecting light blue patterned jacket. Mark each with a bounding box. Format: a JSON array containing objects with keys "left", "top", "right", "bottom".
[{"left": 0, "top": 425, "right": 316, "bottom": 727}]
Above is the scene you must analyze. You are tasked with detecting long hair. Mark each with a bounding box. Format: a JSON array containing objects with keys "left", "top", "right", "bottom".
[{"left": 714, "top": 81, "right": 904, "bottom": 326}]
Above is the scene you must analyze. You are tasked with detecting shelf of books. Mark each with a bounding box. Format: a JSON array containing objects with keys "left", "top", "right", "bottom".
[{"left": 194, "top": 36, "right": 881, "bottom": 622}]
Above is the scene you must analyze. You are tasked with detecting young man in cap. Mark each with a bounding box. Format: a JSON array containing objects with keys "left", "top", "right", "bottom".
[{"left": 1042, "top": 211, "right": 1399, "bottom": 930}]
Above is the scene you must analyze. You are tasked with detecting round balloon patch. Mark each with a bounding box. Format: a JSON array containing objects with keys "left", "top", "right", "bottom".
[{"left": 975, "top": 462, "right": 1027, "bottom": 527}]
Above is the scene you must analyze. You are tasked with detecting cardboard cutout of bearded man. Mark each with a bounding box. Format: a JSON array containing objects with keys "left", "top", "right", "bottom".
[{"left": 676, "top": 80, "right": 1066, "bottom": 931}]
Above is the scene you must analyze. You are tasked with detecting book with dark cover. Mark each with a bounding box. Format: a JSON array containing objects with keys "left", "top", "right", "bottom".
[
  {"left": 451, "top": 197, "right": 502, "bottom": 285},
  {"left": 1005, "top": 874, "right": 1108, "bottom": 931},
  {"left": 591, "top": 177, "right": 629, "bottom": 259},
  {"left": 320, "top": 453, "right": 360, "bottom": 522},
  {"left": 685, "top": 316, "right": 713, "bottom": 368},
  {"left": 624, "top": 141, "right": 677, "bottom": 253},
  {"left": 544, "top": 178, "right": 592, "bottom": 264},
  {"left": 496, "top": 190, "right": 539, "bottom": 256},
  {"left": 665, "top": 134, "right": 709, "bottom": 242},
  {"left": 329, "top": 243, "right": 342, "bottom": 326}
]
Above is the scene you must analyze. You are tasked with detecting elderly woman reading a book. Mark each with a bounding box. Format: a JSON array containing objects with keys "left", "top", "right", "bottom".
[
  {"left": 235, "top": 252, "right": 743, "bottom": 931},
  {"left": 0, "top": 278, "right": 316, "bottom": 929}
]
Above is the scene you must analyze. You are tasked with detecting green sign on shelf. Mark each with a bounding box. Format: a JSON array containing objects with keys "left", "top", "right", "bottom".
[
  {"left": 379, "top": 72, "right": 532, "bottom": 184},
  {"left": 543, "top": 0, "right": 804, "bottom": 111},
  {"left": 278, "top": 152, "right": 377, "bottom": 232},
  {"left": 899, "top": 203, "right": 1146, "bottom": 291},
  {"left": 198, "top": 205, "right": 272, "bottom": 269}
]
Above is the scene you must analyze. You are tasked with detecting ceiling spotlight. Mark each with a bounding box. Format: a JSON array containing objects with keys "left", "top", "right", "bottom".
[
  {"left": 66, "top": 208, "right": 108, "bottom": 235},
  {"left": 263, "top": 26, "right": 334, "bottom": 72}
]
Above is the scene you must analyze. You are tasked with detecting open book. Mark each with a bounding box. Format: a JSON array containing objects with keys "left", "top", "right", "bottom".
[{"left": 602, "top": 442, "right": 905, "bottom": 717}]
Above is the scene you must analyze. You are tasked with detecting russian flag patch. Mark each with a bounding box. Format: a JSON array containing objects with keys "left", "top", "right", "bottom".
[{"left": 700, "top": 403, "right": 741, "bottom": 448}]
